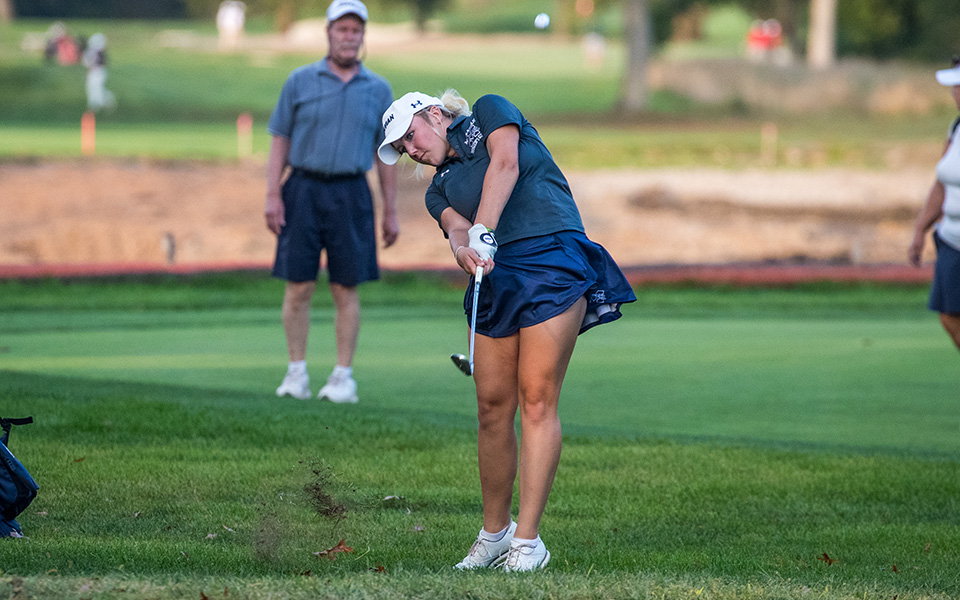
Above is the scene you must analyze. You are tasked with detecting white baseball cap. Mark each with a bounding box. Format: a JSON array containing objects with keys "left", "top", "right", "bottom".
[
  {"left": 377, "top": 92, "right": 443, "bottom": 165},
  {"left": 326, "top": 0, "right": 368, "bottom": 23},
  {"left": 936, "top": 61, "right": 960, "bottom": 86}
]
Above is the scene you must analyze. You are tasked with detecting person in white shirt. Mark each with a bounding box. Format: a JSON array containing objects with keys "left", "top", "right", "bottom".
[{"left": 909, "top": 57, "right": 960, "bottom": 352}]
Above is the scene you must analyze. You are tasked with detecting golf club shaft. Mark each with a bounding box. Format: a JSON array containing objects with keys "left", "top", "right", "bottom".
[{"left": 468, "top": 266, "right": 483, "bottom": 371}]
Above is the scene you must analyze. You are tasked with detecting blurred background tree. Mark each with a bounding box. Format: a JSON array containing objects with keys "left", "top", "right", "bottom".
[
  {"left": 12, "top": 0, "right": 189, "bottom": 18},
  {"left": 403, "top": 0, "right": 450, "bottom": 31},
  {"left": 1, "top": 0, "right": 14, "bottom": 22},
  {"left": 736, "top": 0, "right": 960, "bottom": 62}
]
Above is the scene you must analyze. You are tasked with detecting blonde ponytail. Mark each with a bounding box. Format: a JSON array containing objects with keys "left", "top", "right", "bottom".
[{"left": 440, "top": 89, "right": 471, "bottom": 117}]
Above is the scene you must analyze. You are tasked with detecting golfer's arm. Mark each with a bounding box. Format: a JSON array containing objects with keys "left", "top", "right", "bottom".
[
  {"left": 474, "top": 125, "right": 520, "bottom": 231},
  {"left": 441, "top": 207, "right": 474, "bottom": 256}
]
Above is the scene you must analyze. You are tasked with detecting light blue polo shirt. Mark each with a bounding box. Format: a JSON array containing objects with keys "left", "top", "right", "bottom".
[
  {"left": 424, "top": 95, "right": 583, "bottom": 245},
  {"left": 268, "top": 59, "right": 393, "bottom": 175}
]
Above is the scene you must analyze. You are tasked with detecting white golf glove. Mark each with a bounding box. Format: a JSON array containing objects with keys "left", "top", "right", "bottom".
[{"left": 468, "top": 223, "right": 498, "bottom": 260}]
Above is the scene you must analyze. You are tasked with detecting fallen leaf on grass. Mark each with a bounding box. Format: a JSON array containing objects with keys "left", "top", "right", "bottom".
[
  {"left": 371, "top": 564, "right": 385, "bottom": 573},
  {"left": 892, "top": 564, "right": 899, "bottom": 573},
  {"left": 816, "top": 552, "right": 837, "bottom": 566},
  {"left": 74, "top": 457, "right": 85, "bottom": 463},
  {"left": 313, "top": 539, "right": 353, "bottom": 561},
  {"left": 201, "top": 592, "right": 210, "bottom": 600}
]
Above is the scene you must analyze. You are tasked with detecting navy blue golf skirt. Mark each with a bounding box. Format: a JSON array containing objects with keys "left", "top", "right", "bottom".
[
  {"left": 929, "top": 231, "right": 960, "bottom": 314},
  {"left": 464, "top": 230, "right": 637, "bottom": 338}
]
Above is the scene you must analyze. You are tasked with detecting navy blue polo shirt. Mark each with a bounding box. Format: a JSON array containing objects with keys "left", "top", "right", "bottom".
[
  {"left": 424, "top": 94, "right": 583, "bottom": 245},
  {"left": 268, "top": 59, "right": 393, "bottom": 174}
]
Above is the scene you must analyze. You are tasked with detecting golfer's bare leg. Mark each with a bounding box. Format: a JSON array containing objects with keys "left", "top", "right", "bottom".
[
  {"left": 514, "top": 297, "right": 586, "bottom": 540},
  {"left": 473, "top": 333, "right": 520, "bottom": 534},
  {"left": 282, "top": 280, "right": 316, "bottom": 361},
  {"left": 939, "top": 313, "right": 960, "bottom": 352},
  {"left": 330, "top": 282, "right": 360, "bottom": 367}
]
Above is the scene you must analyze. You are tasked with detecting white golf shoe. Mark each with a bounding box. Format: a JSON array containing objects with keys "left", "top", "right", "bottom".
[
  {"left": 454, "top": 521, "right": 517, "bottom": 569},
  {"left": 500, "top": 537, "right": 551, "bottom": 572},
  {"left": 276, "top": 370, "right": 311, "bottom": 400},
  {"left": 318, "top": 371, "right": 358, "bottom": 404}
]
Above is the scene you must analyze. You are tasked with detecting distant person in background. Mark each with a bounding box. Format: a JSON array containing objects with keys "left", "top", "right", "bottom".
[
  {"left": 266, "top": 0, "right": 398, "bottom": 403},
  {"left": 216, "top": 1, "right": 246, "bottom": 52},
  {"left": 82, "top": 33, "right": 115, "bottom": 112},
  {"left": 746, "top": 19, "right": 785, "bottom": 64},
  {"left": 909, "top": 57, "right": 960, "bottom": 353},
  {"left": 44, "top": 22, "right": 80, "bottom": 65}
]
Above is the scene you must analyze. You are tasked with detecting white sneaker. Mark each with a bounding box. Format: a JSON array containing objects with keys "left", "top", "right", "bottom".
[
  {"left": 276, "top": 371, "right": 311, "bottom": 400},
  {"left": 318, "top": 371, "right": 358, "bottom": 404},
  {"left": 500, "top": 537, "right": 551, "bottom": 572},
  {"left": 454, "top": 521, "right": 517, "bottom": 569}
]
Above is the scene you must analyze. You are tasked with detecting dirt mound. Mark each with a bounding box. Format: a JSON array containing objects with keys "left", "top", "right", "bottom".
[{"left": 0, "top": 158, "right": 935, "bottom": 274}]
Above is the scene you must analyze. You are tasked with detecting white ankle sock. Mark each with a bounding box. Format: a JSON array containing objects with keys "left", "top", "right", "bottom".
[
  {"left": 332, "top": 365, "right": 352, "bottom": 378},
  {"left": 480, "top": 523, "right": 510, "bottom": 542},
  {"left": 288, "top": 360, "right": 306, "bottom": 374}
]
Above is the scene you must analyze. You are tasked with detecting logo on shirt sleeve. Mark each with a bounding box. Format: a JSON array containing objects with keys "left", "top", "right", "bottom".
[{"left": 465, "top": 119, "right": 483, "bottom": 154}]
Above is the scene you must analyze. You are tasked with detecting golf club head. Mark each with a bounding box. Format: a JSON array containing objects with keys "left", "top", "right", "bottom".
[{"left": 450, "top": 353, "right": 472, "bottom": 376}]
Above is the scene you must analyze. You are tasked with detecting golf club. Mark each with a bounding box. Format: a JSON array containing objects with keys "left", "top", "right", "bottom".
[{"left": 451, "top": 265, "right": 483, "bottom": 376}]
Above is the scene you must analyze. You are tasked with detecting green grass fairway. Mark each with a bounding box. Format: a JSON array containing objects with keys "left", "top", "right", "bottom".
[{"left": 0, "top": 275, "right": 958, "bottom": 599}]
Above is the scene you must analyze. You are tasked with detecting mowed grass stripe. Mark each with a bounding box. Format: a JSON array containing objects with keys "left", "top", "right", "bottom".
[{"left": 3, "top": 305, "right": 957, "bottom": 454}]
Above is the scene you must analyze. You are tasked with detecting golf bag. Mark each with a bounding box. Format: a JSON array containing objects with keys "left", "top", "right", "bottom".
[{"left": 0, "top": 417, "right": 38, "bottom": 538}]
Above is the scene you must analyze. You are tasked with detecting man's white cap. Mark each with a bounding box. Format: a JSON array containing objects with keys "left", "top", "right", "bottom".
[
  {"left": 377, "top": 92, "right": 443, "bottom": 165},
  {"left": 936, "top": 64, "right": 960, "bottom": 86},
  {"left": 326, "top": 0, "right": 368, "bottom": 23}
]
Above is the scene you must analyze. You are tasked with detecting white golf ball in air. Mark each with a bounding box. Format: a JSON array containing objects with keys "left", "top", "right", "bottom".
[{"left": 534, "top": 13, "right": 550, "bottom": 29}]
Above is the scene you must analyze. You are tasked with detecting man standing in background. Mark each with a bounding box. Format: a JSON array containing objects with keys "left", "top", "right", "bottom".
[{"left": 265, "top": 0, "right": 398, "bottom": 403}]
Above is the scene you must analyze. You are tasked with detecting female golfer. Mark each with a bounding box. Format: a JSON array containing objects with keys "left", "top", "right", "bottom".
[
  {"left": 909, "top": 58, "right": 960, "bottom": 353},
  {"left": 378, "top": 90, "right": 636, "bottom": 571}
]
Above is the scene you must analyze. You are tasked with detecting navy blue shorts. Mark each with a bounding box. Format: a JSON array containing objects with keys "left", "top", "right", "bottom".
[
  {"left": 465, "top": 230, "right": 637, "bottom": 338},
  {"left": 929, "top": 231, "right": 960, "bottom": 314},
  {"left": 272, "top": 172, "right": 379, "bottom": 286}
]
